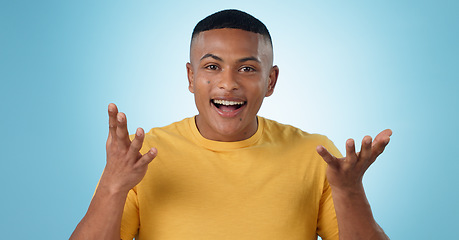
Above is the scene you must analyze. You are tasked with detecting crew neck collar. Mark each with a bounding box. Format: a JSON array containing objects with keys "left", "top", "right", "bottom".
[{"left": 187, "top": 116, "right": 264, "bottom": 151}]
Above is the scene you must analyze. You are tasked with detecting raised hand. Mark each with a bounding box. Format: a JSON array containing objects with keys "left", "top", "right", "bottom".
[
  {"left": 70, "top": 103, "right": 158, "bottom": 240},
  {"left": 316, "top": 129, "right": 392, "bottom": 192},
  {"left": 99, "top": 103, "right": 157, "bottom": 194},
  {"left": 316, "top": 130, "right": 392, "bottom": 240}
]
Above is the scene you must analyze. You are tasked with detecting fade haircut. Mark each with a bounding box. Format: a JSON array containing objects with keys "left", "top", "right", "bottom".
[{"left": 191, "top": 9, "right": 272, "bottom": 46}]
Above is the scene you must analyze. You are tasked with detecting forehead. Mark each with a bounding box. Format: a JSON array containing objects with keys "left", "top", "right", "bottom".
[{"left": 190, "top": 28, "right": 272, "bottom": 63}]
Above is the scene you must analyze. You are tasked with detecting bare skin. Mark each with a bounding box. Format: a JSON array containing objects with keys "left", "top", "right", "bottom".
[
  {"left": 317, "top": 130, "right": 392, "bottom": 240},
  {"left": 69, "top": 103, "right": 157, "bottom": 240}
]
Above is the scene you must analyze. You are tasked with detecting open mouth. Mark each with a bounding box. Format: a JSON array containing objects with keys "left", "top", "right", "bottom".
[{"left": 211, "top": 99, "right": 246, "bottom": 112}]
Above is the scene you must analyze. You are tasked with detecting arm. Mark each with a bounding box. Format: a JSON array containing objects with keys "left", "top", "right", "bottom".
[
  {"left": 70, "top": 103, "right": 157, "bottom": 240},
  {"left": 317, "top": 129, "right": 392, "bottom": 240}
]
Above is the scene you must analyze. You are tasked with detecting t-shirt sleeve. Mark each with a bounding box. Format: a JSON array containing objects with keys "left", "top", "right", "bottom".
[
  {"left": 316, "top": 137, "right": 342, "bottom": 240},
  {"left": 120, "top": 187, "right": 140, "bottom": 240}
]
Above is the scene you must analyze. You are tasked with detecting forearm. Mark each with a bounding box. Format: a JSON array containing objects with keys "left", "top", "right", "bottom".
[
  {"left": 70, "top": 184, "right": 128, "bottom": 240},
  {"left": 332, "top": 184, "right": 389, "bottom": 240}
]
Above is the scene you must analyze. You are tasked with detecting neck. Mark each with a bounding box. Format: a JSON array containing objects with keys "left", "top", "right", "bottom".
[{"left": 194, "top": 115, "right": 258, "bottom": 142}]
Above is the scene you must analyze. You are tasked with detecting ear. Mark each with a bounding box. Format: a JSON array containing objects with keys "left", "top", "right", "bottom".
[
  {"left": 265, "top": 65, "right": 279, "bottom": 97},
  {"left": 186, "top": 62, "right": 195, "bottom": 93}
]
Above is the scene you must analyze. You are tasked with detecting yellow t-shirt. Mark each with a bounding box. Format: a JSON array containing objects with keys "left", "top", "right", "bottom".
[{"left": 121, "top": 116, "right": 341, "bottom": 240}]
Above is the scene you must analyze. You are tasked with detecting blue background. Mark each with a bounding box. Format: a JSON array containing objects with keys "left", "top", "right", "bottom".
[{"left": 1, "top": 1, "right": 458, "bottom": 239}]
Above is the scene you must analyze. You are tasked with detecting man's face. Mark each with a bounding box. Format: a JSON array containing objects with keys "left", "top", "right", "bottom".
[{"left": 187, "top": 28, "right": 279, "bottom": 142}]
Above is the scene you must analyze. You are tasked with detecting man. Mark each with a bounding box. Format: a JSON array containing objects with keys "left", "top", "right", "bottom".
[{"left": 70, "top": 9, "right": 391, "bottom": 240}]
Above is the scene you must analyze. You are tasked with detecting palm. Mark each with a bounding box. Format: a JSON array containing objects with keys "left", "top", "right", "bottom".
[{"left": 317, "top": 129, "right": 392, "bottom": 191}]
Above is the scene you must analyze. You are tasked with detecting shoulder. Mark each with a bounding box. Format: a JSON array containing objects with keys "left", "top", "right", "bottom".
[
  {"left": 146, "top": 117, "right": 192, "bottom": 137},
  {"left": 260, "top": 116, "right": 332, "bottom": 146},
  {"left": 259, "top": 117, "right": 337, "bottom": 179},
  {"left": 134, "top": 117, "right": 194, "bottom": 153},
  {"left": 259, "top": 116, "right": 341, "bottom": 158}
]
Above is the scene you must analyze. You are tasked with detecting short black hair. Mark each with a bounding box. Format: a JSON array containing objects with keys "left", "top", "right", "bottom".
[{"left": 192, "top": 9, "right": 272, "bottom": 45}]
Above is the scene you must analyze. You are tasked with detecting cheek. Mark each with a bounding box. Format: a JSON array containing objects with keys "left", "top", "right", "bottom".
[
  {"left": 250, "top": 80, "right": 268, "bottom": 96},
  {"left": 193, "top": 77, "right": 212, "bottom": 101},
  {"left": 246, "top": 81, "right": 269, "bottom": 108},
  {"left": 194, "top": 73, "right": 210, "bottom": 86}
]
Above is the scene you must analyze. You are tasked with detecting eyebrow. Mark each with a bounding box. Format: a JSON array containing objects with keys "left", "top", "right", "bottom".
[
  {"left": 237, "top": 56, "right": 261, "bottom": 63},
  {"left": 200, "top": 54, "right": 261, "bottom": 63},
  {"left": 200, "top": 54, "right": 223, "bottom": 62}
]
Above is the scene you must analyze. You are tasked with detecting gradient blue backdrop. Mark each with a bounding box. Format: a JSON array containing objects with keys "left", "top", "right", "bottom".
[{"left": 1, "top": 1, "right": 458, "bottom": 239}]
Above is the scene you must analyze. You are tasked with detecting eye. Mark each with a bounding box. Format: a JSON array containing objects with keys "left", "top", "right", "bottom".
[
  {"left": 240, "top": 66, "right": 255, "bottom": 72},
  {"left": 205, "top": 64, "right": 219, "bottom": 71}
]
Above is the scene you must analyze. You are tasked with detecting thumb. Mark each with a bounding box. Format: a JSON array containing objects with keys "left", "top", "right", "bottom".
[{"left": 317, "top": 145, "right": 339, "bottom": 169}]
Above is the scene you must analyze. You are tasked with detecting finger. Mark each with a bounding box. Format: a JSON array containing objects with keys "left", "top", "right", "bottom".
[
  {"left": 359, "top": 136, "right": 372, "bottom": 164},
  {"left": 128, "top": 128, "right": 145, "bottom": 158},
  {"left": 134, "top": 147, "right": 157, "bottom": 168},
  {"left": 373, "top": 129, "right": 392, "bottom": 147},
  {"left": 345, "top": 138, "right": 358, "bottom": 165},
  {"left": 108, "top": 103, "right": 119, "bottom": 141},
  {"left": 116, "top": 112, "right": 131, "bottom": 148},
  {"left": 317, "top": 145, "right": 339, "bottom": 169},
  {"left": 371, "top": 135, "right": 390, "bottom": 160}
]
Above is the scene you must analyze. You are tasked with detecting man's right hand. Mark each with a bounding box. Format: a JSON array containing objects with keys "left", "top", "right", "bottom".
[
  {"left": 70, "top": 103, "right": 157, "bottom": 240},
  {"left": 99, "top": 103, "right": 157, "bottom": 194}
]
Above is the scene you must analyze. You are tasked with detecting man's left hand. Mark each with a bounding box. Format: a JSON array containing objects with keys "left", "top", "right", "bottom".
[{"left": 316, "top": 129, "right": 392, "bottom": 192}]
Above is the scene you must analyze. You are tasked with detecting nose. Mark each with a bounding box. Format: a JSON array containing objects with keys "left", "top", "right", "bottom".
[{"left": 217, "top": 69, "right": 239, "bottom": 91}]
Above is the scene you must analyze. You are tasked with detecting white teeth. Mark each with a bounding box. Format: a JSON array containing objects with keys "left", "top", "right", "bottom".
[{"left": 213, "top": 99, "right": 245, "bottom": 106}]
